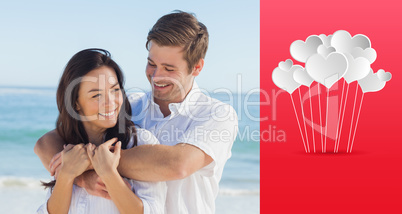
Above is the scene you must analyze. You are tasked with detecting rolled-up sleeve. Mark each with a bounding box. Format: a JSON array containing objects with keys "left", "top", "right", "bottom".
[{"left": 178, "top": 103, "right": 238, "bottom": 177}]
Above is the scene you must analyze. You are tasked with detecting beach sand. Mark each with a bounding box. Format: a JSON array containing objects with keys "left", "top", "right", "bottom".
[{"left": 0, "top": 185, "right": 47, "bottom": 213}]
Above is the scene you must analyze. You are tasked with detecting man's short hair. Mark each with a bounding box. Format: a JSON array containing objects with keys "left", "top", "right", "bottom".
[{"left": 146, "top": 11, "right": 209, "bottom": 73}]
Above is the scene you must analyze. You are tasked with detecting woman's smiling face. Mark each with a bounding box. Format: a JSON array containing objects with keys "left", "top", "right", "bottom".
[{"left": 76, "top": 66, "right": 123, "bottom": 130}]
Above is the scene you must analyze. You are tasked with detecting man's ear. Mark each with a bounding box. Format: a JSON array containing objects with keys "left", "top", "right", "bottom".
[{"left": 192, "top": 58, "right": 204, "bottom": 77}]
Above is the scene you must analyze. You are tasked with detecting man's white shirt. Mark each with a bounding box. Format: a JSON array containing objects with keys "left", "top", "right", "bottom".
[{"left": 130, "top": 82, "right": 238, "bottom": 214}]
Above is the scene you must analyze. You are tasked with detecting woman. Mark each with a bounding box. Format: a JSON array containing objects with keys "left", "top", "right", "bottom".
[{"left": 37, "top": 48, "right": 166, "bottom": 214}]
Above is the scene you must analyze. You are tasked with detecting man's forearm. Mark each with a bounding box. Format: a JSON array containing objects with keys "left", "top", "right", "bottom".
[
  {"left": 118, "top": 144, "right": 183, "bottom": 182},
  {"left": 34, "top": 130, "right": 65, "bottom": 172},
  {"left": 118, "top": 143, "right": 212, "bottom": 182}
]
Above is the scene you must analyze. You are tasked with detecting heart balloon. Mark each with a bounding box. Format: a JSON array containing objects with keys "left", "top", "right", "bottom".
[
  {"left": 278, "top": 59, "right": 293, "bottom": 71},
  {"left": 376, "top": 69, "right": 392, "bottom": 82},
  {"left": 272, "top": 59, "right": 301, "bottom": 94},
  {"left": 343, "top": 53, "right": 371, "bottom": 83},
  {"left": 351, "top": 47, "right": 377, "bottom": 64},
  {"left": 318, "top": 34, "right": 332, "bottom": 47},
  {"left": 305, "top": 52, "right": 348, "bottom": 88},
  {"left": 293, "top": 65, "right": 314, "bottom": 87},
  {"left": 290, "top": 35, "right": 323, "bottom": 63},
  {"left": 331, "top": 30, "right": 371, "bottom": 54},
  {"left": 317, "top": 44, "right": 336, "bottom": 58},
  {"left": 358, "top": 69, "right": 387, "bottom": 93}
]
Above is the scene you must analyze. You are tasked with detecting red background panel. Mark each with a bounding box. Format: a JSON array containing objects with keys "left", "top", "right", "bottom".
[{"left": 260, "top": 0, "right": 402, "bottom": 213}]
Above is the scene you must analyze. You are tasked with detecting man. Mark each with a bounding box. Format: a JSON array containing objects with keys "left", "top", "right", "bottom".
[{"left": 35, "top": 11, "right": 238, "bottom": 213}]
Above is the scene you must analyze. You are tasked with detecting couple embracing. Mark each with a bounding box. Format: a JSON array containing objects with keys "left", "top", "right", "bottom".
[{"left": 35, "top": 11, "right": 238, "bottom": 214}]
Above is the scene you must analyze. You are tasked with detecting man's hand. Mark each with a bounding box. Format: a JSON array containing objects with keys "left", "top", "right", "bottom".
[
  {"left": 50, "top": 144, "right": 74, "bottom": 179},
  {"left": 50, "top": 144, "right": 93, "bottom": 179},
  {"left": 49, "top": 149, "right": 62, "bottom": 177},
  {"left": 60, "top": 144, "right": 91, "bottom": 179}
]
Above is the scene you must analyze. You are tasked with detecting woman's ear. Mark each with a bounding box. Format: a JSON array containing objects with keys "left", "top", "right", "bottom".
[
  {"left": 192, "top": 58, "right": 204, "bottom": 77},
  {"left": 75, "top": 102, "right": 81, "bottom": 111}
]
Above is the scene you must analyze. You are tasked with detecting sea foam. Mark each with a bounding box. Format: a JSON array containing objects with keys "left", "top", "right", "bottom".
[{"left": 0, "top": 176, "right": 48, "bottom": 189}]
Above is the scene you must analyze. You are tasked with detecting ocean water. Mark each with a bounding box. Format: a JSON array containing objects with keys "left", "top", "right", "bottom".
[{"left": 0, "top": 86, "right": 259, "bottom": 214}]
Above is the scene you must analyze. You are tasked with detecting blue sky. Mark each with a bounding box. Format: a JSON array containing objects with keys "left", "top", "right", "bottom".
[{"left": 0, "top": 0, "right": 259, "bottom": 92}]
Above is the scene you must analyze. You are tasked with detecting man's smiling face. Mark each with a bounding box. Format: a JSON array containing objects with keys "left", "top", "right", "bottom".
[{"left": 146, "top": 41, "right": 198, "bottom": 105}]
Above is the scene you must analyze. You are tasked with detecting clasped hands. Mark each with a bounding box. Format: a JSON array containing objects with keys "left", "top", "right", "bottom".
[{"left": 49, "top": 138, "right": 130, "bottom": 199}]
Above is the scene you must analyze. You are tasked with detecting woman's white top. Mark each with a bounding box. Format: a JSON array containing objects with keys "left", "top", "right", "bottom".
[{"left": 36, "top": 128, "right": 166, "bottom": 214}]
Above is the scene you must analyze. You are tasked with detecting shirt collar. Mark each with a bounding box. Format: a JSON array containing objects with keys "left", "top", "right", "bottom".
[{"left": 148, "top": 81, "right": 202, "bottom": 116}]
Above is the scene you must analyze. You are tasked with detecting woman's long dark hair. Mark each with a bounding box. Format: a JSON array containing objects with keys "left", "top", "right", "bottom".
[{"left": 43, "top": 48, "right": 137, "bottom": 188}]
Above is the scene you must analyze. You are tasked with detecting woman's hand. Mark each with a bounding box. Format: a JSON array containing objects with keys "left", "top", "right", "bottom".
[
  {"left": 87, "top": 139, "right": 144, "bottom": 213},
  {"left": 59, "top": 144, "right": 91, "bottom": 179},
  {"left": 87, "top": 138, "right": 121, "bottom": 178}
]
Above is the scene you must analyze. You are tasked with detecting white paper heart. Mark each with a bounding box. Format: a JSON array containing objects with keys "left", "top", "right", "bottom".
[
  {"left": 293, "top": 65, "right": 314, "bottom": 87},
  {"left": 351, "top": 47, "right": 377, "bottom": 64},
  {"left": 305, "top": 52, "right": 348, "bottom": 88},
  {"left": 343, "top": 53, "right": 371, "bottom": 83},
  {"left": 318, "top": 34, "right": 332, "bottom": 47},
  {"left": 272, "top": 63, "right": 301, "bottom": 94},
  {"left": 278, "top": 59, "right": 293, "bottom": 71},
  {"left": 317, "top": 45, "right": 336, "bottom": 58},
  {"left": 331, "top": 30, "right": 371, "bottom": 54},
  {"left": 376, "top": 69, "right": 392, "bottom": 82},
  {"left": 358, "top": 69, "right": 386, "bottom": 93},
  {"left": 290, "top": 35, "right": 323, "bottom": 63}
]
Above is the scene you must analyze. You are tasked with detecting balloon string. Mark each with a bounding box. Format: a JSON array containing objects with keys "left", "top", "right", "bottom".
[
  {"left": 290, "top": 94, "right": 308, "bottom": 153},
  {"left": 334, "top": 81, "right": 343, "bottom": 153},
  {"left": 309, "top": 88, "right": 316, "bottom": 153},
  {"left": 347, "top": 82, "right": 359, "bottom": 153},
  {"left": 349, "top": 92, "right": 364, "bottom": 153},
  {"left": 336, "top": 83, "right": 349, "bottom": 153},
  {"left": 317, "top": 84, "right": 324, "bottom": 153},
  {"left": 299, "top": 88, "right": 310, "bottom": 153},
  {"left": 324, "top": 87, "right": 329, "bottom": 153},
  {"left": 335, "top": 80, "right": 347, "bottom": 152},
  {"left": 334, "top": 79, "right": 346, "bottom": 153}
]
